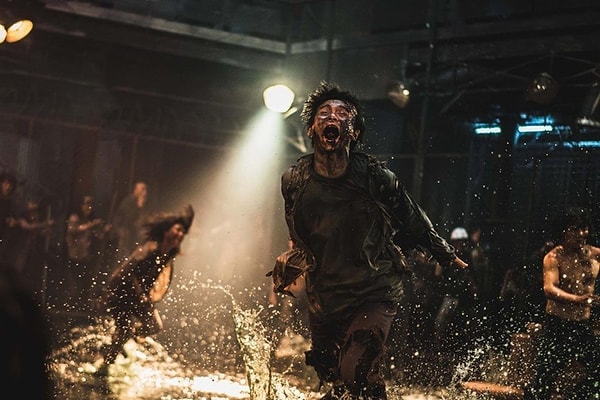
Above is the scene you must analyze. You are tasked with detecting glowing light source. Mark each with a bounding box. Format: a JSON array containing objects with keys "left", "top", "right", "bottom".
[
  {"left": 263, "top": 84, "right": 295, "bottom": 113},
  {"left": 0, "top": 19, "right": 33, "bottom": 44},
  {"left": 474, "top": 126, "right": 501, "bottom": 135},
  {"left": 577, "top": 82, "right": 600, "bottom": 127},
  {"left": 386, "top": 81, "right": 411, "bottom": 108},
  {"left": 517, "top": 124, "right": 553, "bottom": 133},
  {"left": 6, "top": 19, "right": 33, "bottom": 43},
  {"left": 525, "top": 72, "right": 558, "bottom": 105}
]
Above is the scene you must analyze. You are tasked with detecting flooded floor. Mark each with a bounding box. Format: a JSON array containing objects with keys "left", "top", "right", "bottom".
[{"left": 45, "top": 283, "right": 513, "bottom": 400}]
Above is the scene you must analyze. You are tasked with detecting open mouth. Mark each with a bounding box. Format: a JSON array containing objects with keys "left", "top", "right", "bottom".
[{"left": 323, "top": 125, "right": 339, "bottom": 141}]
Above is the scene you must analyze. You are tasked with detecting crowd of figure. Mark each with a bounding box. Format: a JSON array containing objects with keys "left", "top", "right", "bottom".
[
  {"left": 0, "top": 173, "right": 55, "bottom": 298},
  {"left": 2, "top": 82, "right": 600, "bottom": 400},
  {"left": 267, "top": 82, "right": 600, "bottom": 400},
  {"left": 0, "top": 175, "right": 152, "bottom": 313},
  {"left": 390, "top": 224, "right": 537, "bottom": 385},
  {"left": 1, "top": 171, "right": 196, "bottom": 385}
]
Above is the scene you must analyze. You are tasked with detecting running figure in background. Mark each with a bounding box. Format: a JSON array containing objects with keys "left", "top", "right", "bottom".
[
  {"left": 4, "top": 200, "right": 55, "bottom": 298},
  {"left": 96, "top": 204, "right": 194, "bottom": 375},
  {"left": 65, "top": 195, "right": 109, "bottom": 311},
  {"left": 112, "top": 181, "right": 149, "bottom": 260},
  {"left": 524, "top": 212, "right": 600, "bottom": 400},
  {"left": 0, "top": 171, "right": 18, "bottom": 261}
]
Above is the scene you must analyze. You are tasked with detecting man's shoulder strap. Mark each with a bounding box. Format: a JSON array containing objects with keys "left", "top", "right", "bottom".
[
  {"left": 358, "top": 153, "right": 398, "bottom": 201},
  {"left": 282, "top": 152, "right": 398, "bottom": 203},
  {"left": 282, "top": 154, "right": 312, "bottom": 209}
]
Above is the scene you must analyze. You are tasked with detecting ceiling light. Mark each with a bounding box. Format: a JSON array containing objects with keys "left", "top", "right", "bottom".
[
  {"left": 577, "top": 82, "right": 600, "bottom": 128},
  {"left": 263, "top": 84, "right": 295, "bottom": 113},
  {"left": 0, "top": 18, "right": 33, "bottom": 44},
  {"left": 6, "top": 19, "right": 33, "bottom": 43},
  {"left": 386, "top": 81, "right": 411, "bottom": 109},
  {"left": 525, "top": 72, "right": 558, "bottom": 105}
]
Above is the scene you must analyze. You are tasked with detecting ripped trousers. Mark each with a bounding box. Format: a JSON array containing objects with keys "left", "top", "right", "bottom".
[{"left": 306, "top": 302, "right": 397, "bottom": 399}]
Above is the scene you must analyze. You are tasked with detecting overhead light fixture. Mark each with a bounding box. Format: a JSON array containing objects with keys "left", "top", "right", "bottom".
[
  {"left": 517, "top": 124, "right": 554, "bottom": 133},
  {"left": 0, "top": 19, "right": 33, "bottom": 44},
  {"left": 474, "top": 125, "right": 502, "bottom": 135},
  {"left": 386, "top": 81, "right": 411, "bottom": 109},
  {"left": 576, "top": 82, "right": 600, "bottom": 128},
  {"left": 6, "top": 19, "right": 33, "bottom": 43},
  {"left": 525, "top": 72, "right": 558, "bottom": 105},
  {"left": 263, "top": 84, "right": 295, "bottom": 113}
]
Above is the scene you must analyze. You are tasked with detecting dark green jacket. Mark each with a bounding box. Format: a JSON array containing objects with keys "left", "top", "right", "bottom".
[{"left": 270, "top": 152, "right": 456, "bottom": 316}]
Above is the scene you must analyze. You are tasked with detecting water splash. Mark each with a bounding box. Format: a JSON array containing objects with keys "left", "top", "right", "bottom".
[
  {"left": 201, "top": 281, "right": 309, "bottom": 400},
  {"left": 48, "top": 316, "right": 251, "bottom": 400},
  {"left": 47, "top": 279, "right": 499, "bottom": 399}
]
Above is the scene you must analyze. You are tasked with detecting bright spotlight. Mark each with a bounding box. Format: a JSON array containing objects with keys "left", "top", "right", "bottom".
[
  {"left": 0, "top": 20, "right": 33, "bottom": 44},
  {"left": 386, "top": 81, "right": 411, "bottom": 109},
  {"left": 263, "top": 84, "right": 295, "bottom": 113},
  {"left": 525, "top": 72, "right": 558, "bottom": 105}
]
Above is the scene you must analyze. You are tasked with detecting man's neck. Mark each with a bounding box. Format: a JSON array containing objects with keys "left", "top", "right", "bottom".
[
  {"left": 313, "top": 148, "right": 351, "bottom": 178},
  {"left": 562, "top": 243, "right": 586, "bottom": 256}
]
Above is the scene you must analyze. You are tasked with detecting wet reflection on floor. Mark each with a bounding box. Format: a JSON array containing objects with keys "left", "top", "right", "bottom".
[
  {"left": 46, "top": 282, "right": 480, "bottom": 399},
  {"left": 48, "top": 328, "right": 451, "bottom": 400}
]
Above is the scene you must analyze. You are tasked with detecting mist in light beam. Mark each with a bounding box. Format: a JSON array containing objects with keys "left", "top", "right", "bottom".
[{"left": 177, "top": 110, "right": 290, "bottom": 289}]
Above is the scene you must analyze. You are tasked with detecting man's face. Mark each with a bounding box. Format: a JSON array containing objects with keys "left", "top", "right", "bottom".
[
  {"left": 563, "top": 225, "right": 589, "bottom": 249},
  {"left": 164, "top": 222, "right": 186, "bottom": 249},
  {"left": 134, "top": 183, "right": 148, "bottom": 201},
  {"left": 1, "top": 179, "right": 14, "bottom": 197},
  {"left": 81, "top": 197, "right": 94, "bottom": 215},
  {"left": 309, "top": 99, "right": 357, "bottom": 152}
]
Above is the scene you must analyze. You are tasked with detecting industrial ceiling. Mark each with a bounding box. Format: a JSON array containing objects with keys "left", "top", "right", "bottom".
[{"left": 2, "top": 0, "right": 600, "bottom": 145}]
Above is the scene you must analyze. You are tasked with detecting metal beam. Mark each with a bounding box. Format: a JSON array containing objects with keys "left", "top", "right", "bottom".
[{"left": 38, "top": 1, "right": 600, "bottom": 71}]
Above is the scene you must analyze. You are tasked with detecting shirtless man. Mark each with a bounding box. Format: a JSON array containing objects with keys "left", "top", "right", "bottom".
[{"left": 524, "top": 213, "right": 600, "bottom": 399}]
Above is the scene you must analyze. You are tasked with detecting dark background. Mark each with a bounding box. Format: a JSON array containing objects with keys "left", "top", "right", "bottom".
[{"left": 1, "top": 0, "right": 599, "bottom": 318}]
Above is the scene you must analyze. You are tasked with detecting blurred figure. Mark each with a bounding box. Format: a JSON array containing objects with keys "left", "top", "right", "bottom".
[
  {"left": 0, "top": 171, "right": 18, "bottom": 260},
  {"left": 523, "top": 239, "right": 557, "bottom": 319},
  {"left": 404, "top": 248, "right": 443, "bottom": 353},
  {"left": 524, "top": 212, "right": 600, "bottom": 400},
  {"left": 497, "top": 266, "right": 523, "bottom": 338},
  {"left": 433, "top": 227, "right": 479, "bottom": 365},
  {"left": 113, "top": 181, "right": 148, "bottom": 260},
  {"left": 96, "top": 205, "right": 194, "bottom": 375},
  {"left": 3, "top": 200, "right": 55, "bottom": 297},
  {"left": 65, "top": 195, "right": 109, "bottom": 311},
  {"left": 0, "top": 262, "right": 54, "bottom": 399},
  {"left": 468, "top": 226, "right": 491, "bottom": 299}
]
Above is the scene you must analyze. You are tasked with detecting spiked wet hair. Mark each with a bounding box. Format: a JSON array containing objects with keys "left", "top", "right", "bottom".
[
  {"left": 548, "top": 208, "right": 591, "bottom": 242},
  {"left": 142, "top": 204, "right": 194, "bottom": 242},
  {"left": 300, "top": 81, "right": 366, "bottom": 135}
]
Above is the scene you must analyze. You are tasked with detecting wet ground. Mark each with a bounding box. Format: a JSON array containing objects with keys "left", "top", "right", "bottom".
[{"left": 44, "top": 282, "right": 509, "bottom": 400}]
